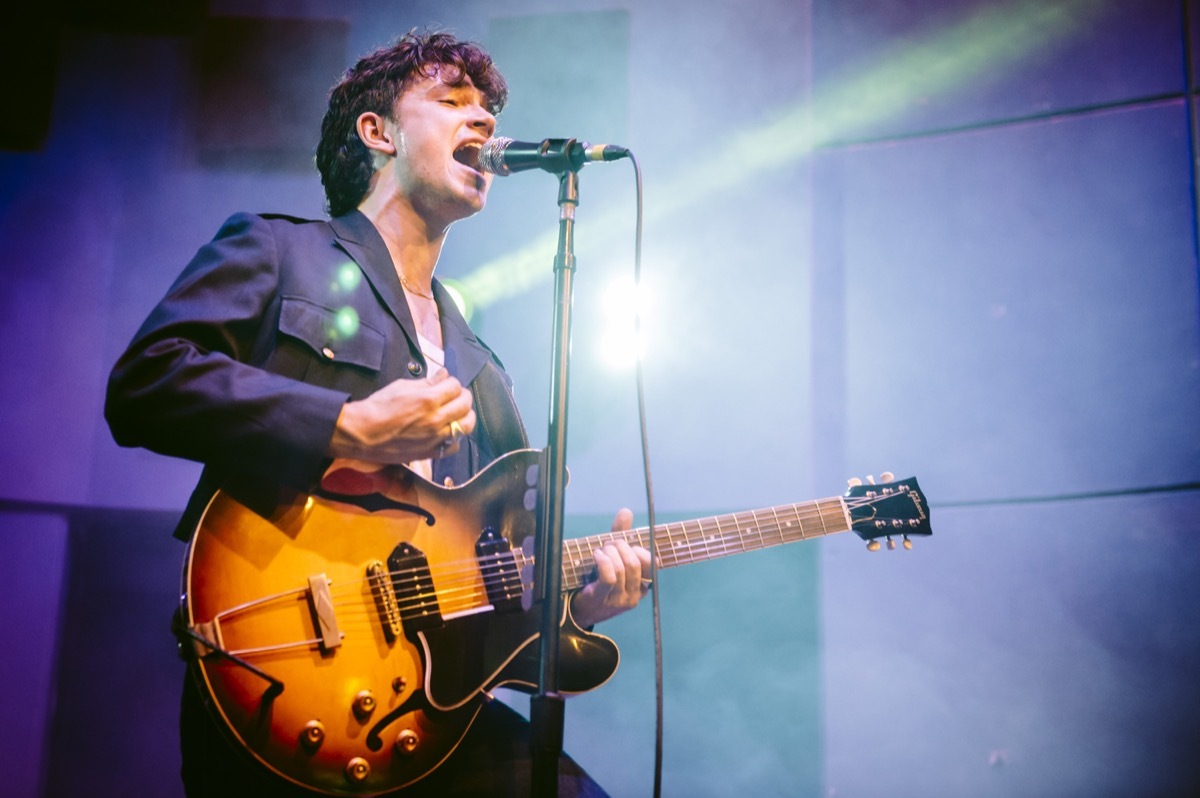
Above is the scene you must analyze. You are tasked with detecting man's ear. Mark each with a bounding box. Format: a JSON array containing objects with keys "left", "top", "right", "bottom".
[{"left": 356, "top": 112, "right": 396, "bottom": 155}]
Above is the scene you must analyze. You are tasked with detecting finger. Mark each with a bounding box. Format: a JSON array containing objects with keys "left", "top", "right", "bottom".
[
  {"left": 600, "top": 541, "right": 635, "bottom": 595},
  {"left": 614, "top": 540, "right": 643, "bottom": 593},
  {"left": 438, "top": 408, "right": 476, "bottom": 448},
  {"left": 636, "top": 546, "right": 653, "bottom": 592},
  {"left": 611, "top": 507, "right": 633, "bottom": 532},
  {"left": 429, "top": 374, "right": 464, "bottom": 402},
  {"left": 440, "top": 382, "right": 473, "bottom": 417},
  {"left": 456, "top": 407, "right": 477, "bottom": 436},
  {"left": 592, "top": 546, "right": 617, "bottom": 588},
  {"left": 431, "top": 387, "right": 473, "bottom": 437}
]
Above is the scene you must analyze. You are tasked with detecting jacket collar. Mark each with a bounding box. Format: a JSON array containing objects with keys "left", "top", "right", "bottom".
[{"left": 327, "top": 210, "right": 492, "bottom": 386}]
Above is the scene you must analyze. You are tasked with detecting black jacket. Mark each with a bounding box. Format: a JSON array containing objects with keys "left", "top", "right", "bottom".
[{"left": 106, "top": 210, "right": 526, "bottom": 540}]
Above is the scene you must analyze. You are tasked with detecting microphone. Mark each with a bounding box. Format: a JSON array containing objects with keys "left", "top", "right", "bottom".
[{"left": 477, "top": 136, "right": 628, "bottom": 176}]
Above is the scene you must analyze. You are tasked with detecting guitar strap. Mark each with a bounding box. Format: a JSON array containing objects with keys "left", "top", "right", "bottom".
[{"left": 470, "top": 359, "right": 529, "bottom": 456}]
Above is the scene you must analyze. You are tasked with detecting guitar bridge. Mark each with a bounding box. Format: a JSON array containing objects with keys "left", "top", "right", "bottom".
[
  {"left": 306, "top": 574, "right": 343, "bottom": 651},
  {"left": 188, "top": 620, "right": 223, "bottom": 658},
  {"left": 367, "top": 560, "right": 402, "bottom": 641}
]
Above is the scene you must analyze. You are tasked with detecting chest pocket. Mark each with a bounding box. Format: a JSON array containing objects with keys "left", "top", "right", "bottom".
[{"left": 277, "top": 296, "right": 386, "bottom": 375}]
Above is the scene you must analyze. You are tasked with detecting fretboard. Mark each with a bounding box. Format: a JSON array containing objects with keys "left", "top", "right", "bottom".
[{"left": 558, "top": 496, "right": 852, "bottom": 590}]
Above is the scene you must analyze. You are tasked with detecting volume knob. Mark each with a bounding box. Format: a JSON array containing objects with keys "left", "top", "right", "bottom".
[
  {"left": 353, "top": 690, "right": 376, "bottom": 720},
  {"left": 395, "top": 729, "right": 421, "bottom": 756},
  {"left": 300, "top": 720, "right": 326, "bottom": 752},
  {"left": 345, "top": 757, "right": 371, "bottom": 783}
]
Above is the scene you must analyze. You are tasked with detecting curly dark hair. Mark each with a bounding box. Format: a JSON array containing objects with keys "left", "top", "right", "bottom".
[{"left": 316, "top": 30, "right": 508, "bottom": 217}]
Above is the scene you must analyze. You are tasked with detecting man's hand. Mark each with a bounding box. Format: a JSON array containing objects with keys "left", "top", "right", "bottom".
[
  {"left": 329, "top": 370, "right": 476, "bottom": 463},
  {"left": 571, "top": 508, "right": 653, "bottom": 628}
]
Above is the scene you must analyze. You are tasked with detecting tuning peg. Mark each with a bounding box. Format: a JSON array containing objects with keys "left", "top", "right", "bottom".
[
  {"left": 886, "top": 537, "right": 896, "bottom": 550},
  {"left": 866, "top": 540, "right": 881, "bottom": 552},
  {"left": 866, "top": 475, "right": 876, "bottom": 485},
  {"left": 847, "top": 477, "right": 863, "bottom": 488},
  {"left": 903, "top": 536, "right": 913, "bottom": 551},
  {"left": 881, "top": 471, "right": 895, "bottom": 483}
]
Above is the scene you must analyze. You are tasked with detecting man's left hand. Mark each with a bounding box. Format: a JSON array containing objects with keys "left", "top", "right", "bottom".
[{"left": 570, "top": 508, "right": 652, "bottom": 628}]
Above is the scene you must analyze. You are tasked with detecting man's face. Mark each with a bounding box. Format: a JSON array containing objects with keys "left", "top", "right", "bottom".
[{"left": 389, "top": 68, "right": 497, "bottom": 228}]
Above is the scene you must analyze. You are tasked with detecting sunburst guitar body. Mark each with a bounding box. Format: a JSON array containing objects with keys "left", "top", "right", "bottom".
[{"left": 181, "top": 449, "right": 931, "bottom": 795}]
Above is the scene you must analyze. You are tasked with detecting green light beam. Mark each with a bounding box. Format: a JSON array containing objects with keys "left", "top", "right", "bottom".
[{"left": 459, "top": 0, "right": 1110, "bottom": 310}]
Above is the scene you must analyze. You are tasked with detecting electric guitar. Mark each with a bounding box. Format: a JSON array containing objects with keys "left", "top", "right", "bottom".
[{"left": 180, "top": 449, "right": 931, "bottom": 795}]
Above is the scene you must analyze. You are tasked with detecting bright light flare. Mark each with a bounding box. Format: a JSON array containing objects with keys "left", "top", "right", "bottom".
[
  {"left": 598, "top": 275, "right": 652, "bottom": 370},
  {"left": 439, "top": 279, "right": 473, "bottom": 322}
]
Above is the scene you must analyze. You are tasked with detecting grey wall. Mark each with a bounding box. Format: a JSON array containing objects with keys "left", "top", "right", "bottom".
[
  {"left": 1, "top": 0, "right": 1197, "bottom": 796},
  {"left": 812, "top": 0, "right": 1200, "bottom": 795}
]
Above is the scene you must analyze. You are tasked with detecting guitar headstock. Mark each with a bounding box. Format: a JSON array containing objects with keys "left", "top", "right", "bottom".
[{"left": 845, "top": 472, "right": 932, "bottom": 551}]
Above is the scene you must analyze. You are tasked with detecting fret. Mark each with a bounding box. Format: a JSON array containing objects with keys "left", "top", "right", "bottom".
[
  {"left": 744, "top": 509, "right": 760, "bottom": 554},
  {"left": 564, "top": 538, "right": 586, "bottom": 590},
  {"left": 552, "top": 496, "right": 859, "bottom": 590},
  {"left": 663, "top": 521, "right": 683, "bottom": 567},
  {"left": 710, "top": 513, "right": 729, "bottom": 556},
  {"left": 690, "top": 518, "right": 709, "bottom": 564},
  {"left": 787, "top": 504, "right": 805, "bottom": 541}
]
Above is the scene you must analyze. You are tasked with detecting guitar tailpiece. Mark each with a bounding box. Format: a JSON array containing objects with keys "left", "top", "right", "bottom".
[{"left": 172, "top": 616, "right": 285, "bottom": 695}]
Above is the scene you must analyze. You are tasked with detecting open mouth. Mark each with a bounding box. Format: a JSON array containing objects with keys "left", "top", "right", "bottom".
[{"left": 453, "top": 142, "right": 482, "bottom": 171}]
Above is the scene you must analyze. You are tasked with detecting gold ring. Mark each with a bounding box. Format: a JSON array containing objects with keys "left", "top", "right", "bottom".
[{"left": 449, "top": 420, "right": 464, "bottom": 440}]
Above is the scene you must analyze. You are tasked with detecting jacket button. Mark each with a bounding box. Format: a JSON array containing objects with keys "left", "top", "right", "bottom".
[
  {"left": 408, "top": 360, "right": 423, "bottom": 376},
  {"left": 321, "top": 346, "right": 335, "bottom": 360}
]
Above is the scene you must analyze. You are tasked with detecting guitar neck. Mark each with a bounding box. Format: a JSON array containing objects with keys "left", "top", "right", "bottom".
[{"left": 559, "top": 496, "right": 852, "bottom": 590}]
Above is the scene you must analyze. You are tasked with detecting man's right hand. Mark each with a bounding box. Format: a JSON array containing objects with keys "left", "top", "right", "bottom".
[{"left": 328, "top": 369, "right": 476, "bottom": 463}]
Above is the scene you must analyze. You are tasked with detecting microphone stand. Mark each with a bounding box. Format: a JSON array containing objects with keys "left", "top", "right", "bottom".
[{"left": 530, "top": 140, "right": 583, "bottom": 798}]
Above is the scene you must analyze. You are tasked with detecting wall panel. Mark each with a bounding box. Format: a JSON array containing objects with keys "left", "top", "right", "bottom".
[
  {"left": 831, "top": 101, "right": 1200, "bottom": 502},
  {"left": 823, "top": 491, "right": 1200, "bottom": 796},
  {"left": 813, "top": 0, "right": 1186, "bottom": 142}
]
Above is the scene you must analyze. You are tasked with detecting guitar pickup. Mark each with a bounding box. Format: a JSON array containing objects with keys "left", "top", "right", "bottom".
[
  {"left": 307, "top": 574, "right": 343, "bottom": 652},
  {"left": 388, "top": 542, "right": 443, "bottom": 633},
  {"left": 476, "top": 527, "right": 523, "bottom": 613}
]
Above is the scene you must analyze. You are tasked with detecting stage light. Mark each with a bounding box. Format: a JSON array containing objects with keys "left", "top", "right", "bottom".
[{"left": 598, "top": 275, "right": 652, "bottom": 370}]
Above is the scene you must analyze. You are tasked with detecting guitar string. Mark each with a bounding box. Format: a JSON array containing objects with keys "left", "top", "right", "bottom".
[
  {"left": 317, "top": 498, "right": 882, "bottom": 618},
  {"left": 209, "top": 505, "right": 865, "bottom": 643},
  {"left": 218, "top": 501, "right": 853, "bottom": 635},
  {"left": 329, "top": 494, "right": 901, "bottom": 616},
  {"left": 329, "top": 499, "right": 848, "bottom": 603},
  {"left": 210, "top": 492, "right": 919, "bottom": 646}
]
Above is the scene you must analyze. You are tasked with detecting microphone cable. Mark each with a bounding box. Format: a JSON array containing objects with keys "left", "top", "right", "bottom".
[{"left": 624, "top": 150, "right": 666, "bottom": 798}]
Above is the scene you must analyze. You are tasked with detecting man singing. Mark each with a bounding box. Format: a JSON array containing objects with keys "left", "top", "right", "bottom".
[{"left": 107, "top": 30, "right": 649, "bottom": 797}]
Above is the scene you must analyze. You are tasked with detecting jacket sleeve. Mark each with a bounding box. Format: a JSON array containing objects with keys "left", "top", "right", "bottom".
[{"left": 105, "top": 213, "right": 349, "bottom": 490}]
